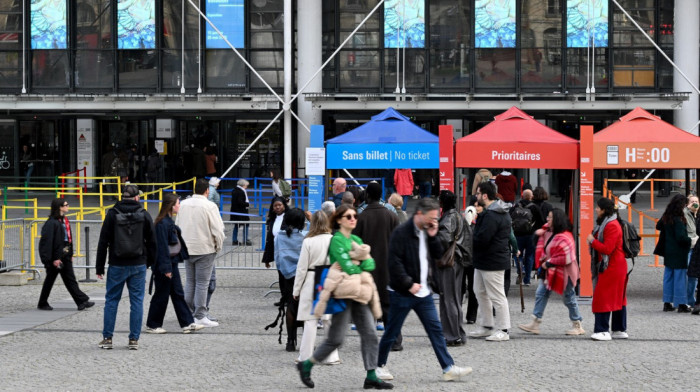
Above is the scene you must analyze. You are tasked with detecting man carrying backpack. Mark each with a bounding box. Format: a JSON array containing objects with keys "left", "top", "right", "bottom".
[
  {"left": 511, "top": 189, "right": 544, "bottom": 286},
  {"left": 96, "top": 185, "right": 156, "bottom": 350}
]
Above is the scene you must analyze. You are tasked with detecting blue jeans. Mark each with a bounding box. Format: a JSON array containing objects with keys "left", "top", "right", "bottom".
[
  {"left": 663, "top": 267, "right": 688, "bottom": 307},
  {"left": 103, "top": 264, "right": 147, "bottom": 340},
  {"left": 687, "top": 251, "right": 697, "bottom": 305},
  {"left": 232, "top": 224, "right": 249, "bottom": 243},
  {"left": 516, "top": 235, "right": 535, "bottom": 284},
  {"left": 401, "top": 195, "right": 409, "bottom": 211},
  {"left": 419, "top": 181, "right": 432, "bottom": 198},
  {"left": 378, "top": 291, "right": 454, "bottom": 370},
  {"left": 532, "top": 280, "right": 582, "bottom": 321}
]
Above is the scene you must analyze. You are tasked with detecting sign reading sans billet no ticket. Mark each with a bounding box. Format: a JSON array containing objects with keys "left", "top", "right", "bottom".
[{"left": 326, "top": 143, "right": 439, "bottom": 169}]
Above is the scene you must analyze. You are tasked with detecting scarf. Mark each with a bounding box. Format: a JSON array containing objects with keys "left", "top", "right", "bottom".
[
  {"left": 590, "top": 213, "right": 617, "bottom": 284},
  {"left": 544, "top": 232, "right": 577, "bottom": 295},
  {"left": 238, "top": 185, "right": 249, "bottom": 203}
]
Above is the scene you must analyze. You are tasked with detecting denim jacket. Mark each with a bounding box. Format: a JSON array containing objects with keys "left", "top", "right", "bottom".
[{"left": 274, "top": 229, "right": 306, "bottom": 279}]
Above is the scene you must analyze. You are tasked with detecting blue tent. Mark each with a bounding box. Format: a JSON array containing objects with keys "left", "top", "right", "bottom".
[{"left": 326, "top": 107, "right": 439, "bottom": 169}]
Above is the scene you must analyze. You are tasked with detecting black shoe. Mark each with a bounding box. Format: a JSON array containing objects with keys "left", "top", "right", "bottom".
[
  {"left": 286, "top": 340, "right": 296, "bottom": 352},
  {"left": 692, "top": 306, "right": 700, "bottom": 315},
  {"left": 244, "top": 240, "right": 253, "bottom": 246},
  {"left": 466, "top": 319, "right": 476, "bottom": 325},
  {"left": 663, "top": 302, "right": 677, "bottom": 312},
  {"left": 274, "top": 301, "right": 282, "bottom": 307},
  {"left": 296, "top": 362, "right": 314, "bottom": 388},
  {"left": 363, "top": 378, "right": 394, "bottom": 390},
  {"left": 390, "top": 343, "right": 403, "bottom": 352},
  {"left": 446, "top": 338, "right": 465, "bottom": 347},
  {"left": 37, "top": 304, "right": 53, "bottom": 311},
  {"left": 678, "top": 304, "right": 692, "bottom": 313},
  {"left": 78, "top": 301, "right": 95, "bottom": 311}
]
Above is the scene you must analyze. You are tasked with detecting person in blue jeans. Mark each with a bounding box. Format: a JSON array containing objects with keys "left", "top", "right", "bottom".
[
  {"left": 96, "top": 185, "right": 156, "bottom": 350},
  {"left": 518, "top": 208, "right": 585, "bottom": 336},
  {"left": 375, "top": 198, "right": 472, "bottom": 382}
]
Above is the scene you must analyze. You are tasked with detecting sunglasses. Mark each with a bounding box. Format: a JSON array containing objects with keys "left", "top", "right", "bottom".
[
  {"left": 342, "top": 213, "right": 357, "bottom": 221},
  {"left": 62, "top": 203, "right": 69, "bottom": 207}
]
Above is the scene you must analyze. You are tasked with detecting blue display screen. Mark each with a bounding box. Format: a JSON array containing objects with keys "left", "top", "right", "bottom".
[
  {"left": 474, "top": 0, "right": 516, "bottom": 48},
  {"left": 117, "top": 0, "right": 156, "bottom": 49},
  {"left": 31, "top": 0, "right": 67, "bottom": 49},
  {"left": 384, "top": 0, "right": 425, "bottom": 48},
  {"left": 567, "top": 0, "right": 609, "bottom": 48},
  {"left": 206, "top": 0, "right": 245, "bottom": 49}
]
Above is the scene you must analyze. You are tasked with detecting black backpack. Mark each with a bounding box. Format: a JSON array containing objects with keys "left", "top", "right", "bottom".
[
  {"left": 510, "top": 203, "right": 534, "bottom": 236},
  {"left": 113, "top": 206, "right": 146, "bottom": 259},
  {"left": 618, "top": 217, "right": 641, "bottom": 274}
]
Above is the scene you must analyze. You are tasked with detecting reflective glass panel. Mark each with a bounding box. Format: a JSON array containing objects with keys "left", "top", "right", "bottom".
[
  {"left": 32, "top": 50, "right": 69, "bottom": 87},
  {"left": 76, "top": 0, "right": 112, "bottom": 49},
  {"left": 475, "top": 0, "right": 516, "bottom": 48},
  {"left": 429, "top": 0, "right": 471, "bottom": 89},
  {"left": 117, "top": 0, "right": 155, "bottom": 49},
  {"left": 118, "top": 50, "right": 156, "bottom": 88},
  {"left": 75, "top": 50, "right": 113, "bottom": 88},
  {"left": 384, "top": 0, "right": 425, "bottom": 48},
  {"left": 31, "top": 0, "right": 67, "bottom": 49}
]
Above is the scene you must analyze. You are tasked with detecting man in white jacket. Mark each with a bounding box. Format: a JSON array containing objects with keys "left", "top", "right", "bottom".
[{"left": 176, "top": 178, "right": 226, "bottom": 327}]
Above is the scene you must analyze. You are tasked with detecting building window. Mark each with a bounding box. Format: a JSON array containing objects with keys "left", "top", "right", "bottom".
[
  {"left": 0, "top": 0, "right": 22, "bottom": 89},
  {"left": 339, "top": 0, "right": 380, "bottom": 91},
  {"left": 75, "top": 0, "right": 113, "bottom": 90},
  {"left": 250, "top": 0, "right": 283, "bottom": 90},
  {"left": 521, "top": 0, "right": 562, "bottom": 89},
  {"left": 612, "top": 0, "right": 655, "bottom": 88},
  {"left": 162, "top": 0, "right": 199, "bottom": 91},
  {"left": 428, "top": 0, "right": 470, "bottom": 90}
]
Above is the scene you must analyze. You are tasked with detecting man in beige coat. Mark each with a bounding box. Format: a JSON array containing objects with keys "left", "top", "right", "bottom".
[{"left": 176, "top": 178, "right": 225, "bottom": 328}]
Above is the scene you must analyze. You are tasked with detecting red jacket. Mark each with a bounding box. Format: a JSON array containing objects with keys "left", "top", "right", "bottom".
[
  {"left": 590, "top": 220, "right": 628, "bottom": 313},
  {"left": 495, "top": 173, "right": 517, "bottom": 202},
  {"left": 394, "top": 169, "right": 414, "bottom": 196}
]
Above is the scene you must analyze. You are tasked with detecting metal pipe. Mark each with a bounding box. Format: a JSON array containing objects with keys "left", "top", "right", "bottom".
[
  {"left": 181, "top": 0, "right": 185, "bottom": 94},
  {"left": 284, "top": 0, "right": 292, "bottom": 179}
]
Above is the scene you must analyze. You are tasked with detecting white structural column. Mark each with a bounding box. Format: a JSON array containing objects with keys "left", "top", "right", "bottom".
[
  {"left": 283, "top": 0, "right": 293, "bottom": 179},
  {"left": 296, "top": 0, "right": 323, "bottom": 178},
  {"left": 673, "top": 0, "right": 700, "bottom": 135}
]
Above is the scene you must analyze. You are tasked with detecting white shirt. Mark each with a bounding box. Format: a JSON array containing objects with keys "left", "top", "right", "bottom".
[
  {"left": 175, "top": 195, "right": 226, "bottom": 255},
  {"left": 272, "top": 213, "right": 285, "bottom": 237},
  {"left": 415, "top": 226, "right": 431, "bottom": 298},
  {"left": 271, "top": 180, "right": 282, "bottom": 197}
]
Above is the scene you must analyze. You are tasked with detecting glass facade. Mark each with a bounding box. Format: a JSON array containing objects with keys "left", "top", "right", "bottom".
[{"left": 0, "top": 0, "right": 679, "bottom": 93}]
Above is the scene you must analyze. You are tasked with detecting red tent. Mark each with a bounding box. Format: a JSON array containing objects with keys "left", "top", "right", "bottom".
[
  {"left": 593, "top": 107, "right": 700, "bottom": 169},
  {"left": 455, "top": 106, "right": 579, "bottom": 169}
]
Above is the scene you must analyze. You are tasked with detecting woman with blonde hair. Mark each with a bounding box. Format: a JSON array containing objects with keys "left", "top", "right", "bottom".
[
  {"left": 293, "top": 211, "right": 340, "bottom": 364},
  {"left": 389, "top": 193, "right": 408, "bottom": 223}
]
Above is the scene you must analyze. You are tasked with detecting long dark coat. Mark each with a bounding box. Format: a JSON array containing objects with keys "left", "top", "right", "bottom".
[
  {"left": 353, "top": 202, "right": 399, "bottom": 307},
  {"left": 230, "top": 187, "right": 250, "bottom": 222}
]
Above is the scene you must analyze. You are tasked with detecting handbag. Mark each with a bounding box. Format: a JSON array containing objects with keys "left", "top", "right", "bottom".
[
  {"left": 437, "top": 217, "right": 463, "bottom": 269},
  {"left": 168, "top": 236, "right": 181, "bottom": 257},
  {"left": 312, "top": 265, "right": 347, "bottom": 315}
]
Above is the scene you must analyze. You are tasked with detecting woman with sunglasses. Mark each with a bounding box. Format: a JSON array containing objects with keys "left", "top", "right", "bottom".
[
  {"left": 38, "top": 198, "right": 94, "bottom": 311},
  {"left": 296, "top": 204, "right": 392, "bottom": 390}
]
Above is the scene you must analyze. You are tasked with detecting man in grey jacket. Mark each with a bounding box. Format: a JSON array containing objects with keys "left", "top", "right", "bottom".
[
  {"left": 468, "top": 181, "right": 512, "bottom": 342},
  {"left": 176, "top": 179, "right": 226, "bottom": 327}
]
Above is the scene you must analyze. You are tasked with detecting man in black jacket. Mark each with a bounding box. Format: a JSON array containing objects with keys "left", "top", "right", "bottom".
[
  {"left": 513, "top": 189, "right": 544, "bottom": 286},
  {"left": 96, "top": 185, "right": 156, "bottom": 350},
  {"left": 469, "top": 181, "right": 512, "bottom": 342},
  {"left": 375, "top": 198, "right": 472, "bottom": 382},
  {"left": 37, "top": 198, "right": 93, "bottom": 311}
]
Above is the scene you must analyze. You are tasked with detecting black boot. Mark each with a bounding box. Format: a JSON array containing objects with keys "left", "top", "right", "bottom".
[
  {"left": 663, "top": 302, "right": 676, "bottom": 312},
  {"left": 296, "top": 362, "right": 314, "bottom": 388},
  {"left": 678, "top": 304, "right": 691, "bottom": 313},
  {"left": 286, "top": 338, "right": 296, "bottom": 352}
]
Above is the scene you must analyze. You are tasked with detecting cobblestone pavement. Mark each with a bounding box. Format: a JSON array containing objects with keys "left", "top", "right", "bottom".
[{"left": 0, "top": 252, "right": 697, "bottom": 392}]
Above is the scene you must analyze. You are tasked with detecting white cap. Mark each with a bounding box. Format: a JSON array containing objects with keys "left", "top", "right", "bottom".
[{"left": 209, "top": 177, "right": 221, "bottom": 187}]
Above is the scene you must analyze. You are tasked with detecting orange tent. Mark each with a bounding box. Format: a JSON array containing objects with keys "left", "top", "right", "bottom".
[
  {"left": 594, "top": 107, "right": 700, "bottom": 169},
  {"left": 455, "top": 106, "right": 579, "bottom": 169}
]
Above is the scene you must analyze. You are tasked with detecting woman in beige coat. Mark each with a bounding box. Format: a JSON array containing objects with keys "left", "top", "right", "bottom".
[{"left": 293, "top": 211, "right": 340, "bottom": 364}]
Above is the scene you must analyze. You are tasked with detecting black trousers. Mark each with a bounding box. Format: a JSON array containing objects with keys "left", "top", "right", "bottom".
[
  {"left": 461, "top": 265, "right": 478, "bottom": 323},
  {"left": 38, "top": 259, "right": 89, "bottom": 306},
  {"left": 146, "top": 265, "right": 193, "bottom": 328},
  {"left": 594, "top": 306, "right": 627, "bottom": 333}
]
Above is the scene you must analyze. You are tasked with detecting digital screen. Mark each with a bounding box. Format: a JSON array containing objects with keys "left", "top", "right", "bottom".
[
  {"left": 384, "top": 0, "right": 425, "bottom": 48},
  {"left": 206, "top": 0, "right": 245, "bottom": 48},
  {"left": 474, "top": 0, "right": 516, "bottom": 48},
  {"left": 117, "top": 0, "right": 156, "bottom": 49},
  {"left": 31, "top": 0, "right": 67, "bottom": 49},
  {"left": 567, "top": 0, "right": 608, "bottom": 48}
]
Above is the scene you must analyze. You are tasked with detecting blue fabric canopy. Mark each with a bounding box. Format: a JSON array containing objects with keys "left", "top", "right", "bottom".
[{"left": 326, "top": 107, "right": 438, "bottom": 144}]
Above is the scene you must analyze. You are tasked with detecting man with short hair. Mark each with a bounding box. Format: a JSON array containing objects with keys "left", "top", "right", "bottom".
[
  {"left": 469, "top": 181, "right": 512, "bottom": 342},
  {"left": 376, "top": 198, "right": 472, "bottom": 382},
  {"left": 332, "top": 177, "right": 347, "bottom": 207},
  {"left": 512, "top": 189, "right": 544, "bottom": 286},
  {"left": 96, "top": 185, "right": 156, "bottom": 350},
  {"left": 177, "top": 179, "right": 226, "bottom": 327},
  {"left": 354, "top": 182, "right": 399, "bottom": 341},
  {"left": 341, "top": 191, "right": 355, "bottom": 206}
]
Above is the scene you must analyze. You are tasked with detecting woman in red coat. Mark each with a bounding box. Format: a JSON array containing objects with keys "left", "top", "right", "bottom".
[
  {"left": 587, "top": 197, "right": 628, "bottom": 341},
  {"left": 393, "top": 169, "right": 414, "bottom": 211}
]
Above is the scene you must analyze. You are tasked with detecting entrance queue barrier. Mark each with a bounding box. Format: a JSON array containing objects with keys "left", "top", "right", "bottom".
[
  {"left": 603, "top": 178, "right": 698, "bottom": 212},
  {"left": 607, "top": 189, "right": 661, "bottom": 268}
]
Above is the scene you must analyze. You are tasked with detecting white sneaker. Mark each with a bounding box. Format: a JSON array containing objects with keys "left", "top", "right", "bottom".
[
  {"left": 195, "top": 316, "right": 219, "bottom": 328},
  {"left": 145, "top": 327, "right": 166, "bottom": 334},
  {"left": 442, "top": 365, "right": 473, "bottom": 381},
  {"left": 611, "top": 331, "right": 629, "bottom": 339},
  {"left": 590, "top": 332, "right": 612, "bottom": 341},
  {"left": 468, "top": 327, "right": 493, "bottom": 338},
  {"left": 485, "top": 330, "right": 510, "bottom": 342},
  {"left": 376, "top": 365, "right": 394, "bottom": 380},
  {"left": 182, "top": 323, "right": 206, "bottom": 334}
]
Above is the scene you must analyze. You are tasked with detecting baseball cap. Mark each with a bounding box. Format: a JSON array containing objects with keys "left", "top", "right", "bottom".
[{"left": 209, "top": 177, "right": 221, "bottom": 187}]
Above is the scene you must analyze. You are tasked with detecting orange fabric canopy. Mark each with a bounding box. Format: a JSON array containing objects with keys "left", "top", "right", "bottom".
[
  {"left": 455, "top": 106, "right": 579, "bottom": 169},
  {"left": 593, "top": 107, "right": 700, "bottom": 169}
]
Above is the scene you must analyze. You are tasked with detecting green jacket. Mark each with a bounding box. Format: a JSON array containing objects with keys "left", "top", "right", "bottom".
[{"left": 329, "top": 232, "right": 375, "bottom": 274}]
